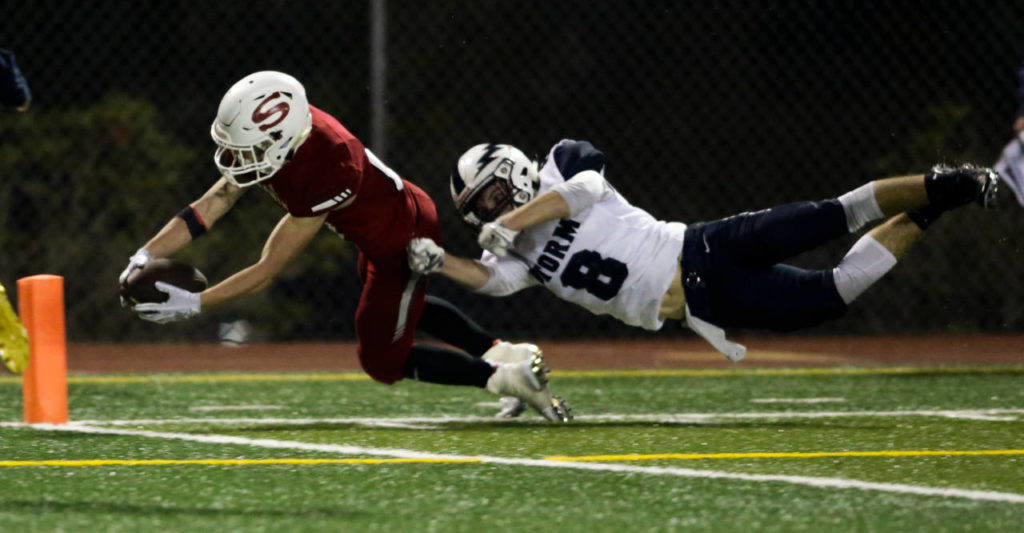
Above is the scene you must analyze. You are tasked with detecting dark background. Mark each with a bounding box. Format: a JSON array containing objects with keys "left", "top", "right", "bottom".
[{"left": 1, "top": 0, "right": 1022, "bottom": 342}]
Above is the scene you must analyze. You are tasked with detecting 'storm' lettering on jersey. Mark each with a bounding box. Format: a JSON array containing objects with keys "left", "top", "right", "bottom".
[
  {"left": 543, "top": 241, "right": 569, "bottom": 259},
  {"left": 552, "top": 219, "right": 580, "bottom": 241},
  {"left": 537, "top": 255, "right": 560, "bottom": 271},
  {"left": 528, "top": 219, "right": 581, "bottom": 283},
  {"left": 528, "top": 265, "right": 552, "bottom": 283}
]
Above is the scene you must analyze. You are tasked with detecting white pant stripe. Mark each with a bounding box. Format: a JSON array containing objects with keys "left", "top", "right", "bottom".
[{"left": 393, "top": 273, "right": 421, "bottom": 342}]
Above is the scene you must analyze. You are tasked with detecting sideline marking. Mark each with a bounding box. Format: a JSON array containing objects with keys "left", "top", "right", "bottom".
[
  {"left": 5, "top": 408, "right": 1017, "bottom": 429},
  {"left": 0, "top": 458, "right": 479, "bottom": 467},
  {"left": 26, "top": 423, "right": 1024, "bottom": 505},
  {"left": 2, "top": 364, "right": 1023, "bottom": 385}
]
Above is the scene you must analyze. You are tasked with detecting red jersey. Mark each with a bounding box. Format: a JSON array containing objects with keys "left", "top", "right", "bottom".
[{"left": 261, "top": 105, "right": 432, "bottom": 258}]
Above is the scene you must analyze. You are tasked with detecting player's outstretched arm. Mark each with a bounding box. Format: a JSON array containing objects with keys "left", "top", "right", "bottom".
[
  {"left": 438, "top": 254, "right": 492, "bottom": 291},
  {"left": 497, "top": 169, "right": 607, "bottom": 231},
  {"left": 478, "top": 189, "right": 573, "bottom": 257},
  {"left": 200, "top": 212, "right": 327, "bottom": 309},
  {"left": 497, "top": 189, "right": 571, "bottom": 231},
  {"left": 120, "top": 177, "right": 247, "bottom": 286},
  {"left": 144, "top": 177, "right": 246, "bottom": 258},
  {"left": 480, "top": 170, "right": 608, "bottom": 256},
  {"left": 407, "top": 237, "right": 532, "bottom": 297},
  {"left": 134, "top": 212, "right": 325, "bottom": 324},
  {"left": 407, "top": 237, "right": 491, "bottom": 290}
]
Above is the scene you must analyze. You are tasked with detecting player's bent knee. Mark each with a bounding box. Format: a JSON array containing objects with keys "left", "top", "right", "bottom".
[
  {"left": 831, "top": 235, "right": 897, "bottom": 304},
  {"left": 357, "top": 344, "right": 409, "bottom": 385},
  {"left": 837, "top": 182, "right": 884, "bottom": 233}
]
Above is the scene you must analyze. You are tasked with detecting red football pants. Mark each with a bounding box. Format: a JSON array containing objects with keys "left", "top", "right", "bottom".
[{"left": 354, "top": 186, "right": 443, "bottom": 384}]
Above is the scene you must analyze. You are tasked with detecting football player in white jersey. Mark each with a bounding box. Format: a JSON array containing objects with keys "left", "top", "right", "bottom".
[
  {"left": 993, "top": 58, "right": 1024, "bottom": 206},
  {"left": 409, "top": 140, "right": 999, "bottom": 362}
]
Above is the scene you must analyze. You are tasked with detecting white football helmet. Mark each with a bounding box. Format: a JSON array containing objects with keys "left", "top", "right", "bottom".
[
  {"left": 210, "top": 71, "right": 313, "bottom": 187},
  {"left": 450, "top": 143, "right": 539, "bottom": 228}
]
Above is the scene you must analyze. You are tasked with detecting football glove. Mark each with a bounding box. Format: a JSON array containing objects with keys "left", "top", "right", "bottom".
[
  {"left": 118, "top": 248, "right": 153, "bottom": 307},
  {"left": 407, "top": 237, "right": 446, "bottom": 274},
  {"left": 134, "top": 282, "right": 201, "bottom": 324},
  {"left": 478, "top": 221, "right": 519, "bottom": 257},
  {"left": 119, "top": 248, "right": 152, "bottom": 285}
]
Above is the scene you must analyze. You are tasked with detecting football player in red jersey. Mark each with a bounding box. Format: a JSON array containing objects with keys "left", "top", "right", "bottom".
[{"left": 118, "top": 71, "right": 569, "bottom": 421}]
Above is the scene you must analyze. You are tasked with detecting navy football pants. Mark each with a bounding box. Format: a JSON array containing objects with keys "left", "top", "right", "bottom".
[{"left": 681, "top": 199, "right": 851, "bottom": 332}]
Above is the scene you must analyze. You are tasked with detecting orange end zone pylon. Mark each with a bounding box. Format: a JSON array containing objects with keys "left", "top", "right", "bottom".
[{"left": 18, "top": 275, "right": 67, "bottom": 424}]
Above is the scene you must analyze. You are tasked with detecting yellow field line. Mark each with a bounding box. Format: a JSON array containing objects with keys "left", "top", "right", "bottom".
[
  {"left": 3, "top": 449, "right": 1023, "bottom": 467},
  {"left": 0, "top": 457, "right": 482, "bottom": 467},
  {"left": 0, "top": 373, "right": 372, "bottom": 385},
  {"left": 2, "top": 364, "right": 1022, "bottom": 385},
  {"left": 543, "top": 449, "right": 1024, "bottom": 461}
]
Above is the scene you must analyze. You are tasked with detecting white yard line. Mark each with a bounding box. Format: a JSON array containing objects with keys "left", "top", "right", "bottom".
[
  {"left": 592, "top": 410, "right": 1024, "bottom": 422},
  {"left": 750, "top": 398, "right": 846, "bottom": 404},
  {"left": 26, "top": 423, "right": 1024, "bottom": 505},
  {"left": 5, "top": 407, "right": 1018, "bottom": 429},
  {"left": 189, "top": 405, "right": 285, "bottom": 412}
]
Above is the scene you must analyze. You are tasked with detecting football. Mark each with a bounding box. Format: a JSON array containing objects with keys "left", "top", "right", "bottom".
[{"left": 120, "top": 258, "right": 208, "bottom": 305}]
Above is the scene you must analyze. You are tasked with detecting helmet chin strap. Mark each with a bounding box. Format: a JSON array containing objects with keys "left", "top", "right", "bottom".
[{"left": 285, "top": 126, "right": 313, "bottom": 161}]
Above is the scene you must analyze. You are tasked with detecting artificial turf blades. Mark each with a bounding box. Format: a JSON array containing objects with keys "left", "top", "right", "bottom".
[{"left": 1, "top": 365, "right": 1023, "bottom": 532}]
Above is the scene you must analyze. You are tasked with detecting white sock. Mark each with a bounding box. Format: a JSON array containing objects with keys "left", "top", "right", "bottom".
[
  {"left": 831, "top": 235, "right": 897, "bottom": 304},
  {"left": 837, "top": 182, "right": 885, "bottom": 233}
]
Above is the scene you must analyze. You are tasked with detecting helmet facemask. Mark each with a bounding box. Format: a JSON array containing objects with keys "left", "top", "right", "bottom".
[
  {"left": 211, "top": 126, "right": 278, "bottom": 186},
  {"left": 460, "top": 180, "right": 516, "bottom": 228},
  {"left": 451, "top": 143, "right": 538, "bottom": 229}
]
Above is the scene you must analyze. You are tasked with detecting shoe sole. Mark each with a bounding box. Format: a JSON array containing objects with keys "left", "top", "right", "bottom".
[
  {"left": 525, "top": 349, "right": 573, "bottom": 422},
  {"left": 545, "top": 395, "right": 574, "bottom": 422},
  {"left": 527, "top": 349, "right": 550, "bottom": 389}
]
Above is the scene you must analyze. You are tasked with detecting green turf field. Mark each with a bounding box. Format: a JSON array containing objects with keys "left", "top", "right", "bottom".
[{"left": 2, "top": 365, "right": 1023, "bottom": 532}]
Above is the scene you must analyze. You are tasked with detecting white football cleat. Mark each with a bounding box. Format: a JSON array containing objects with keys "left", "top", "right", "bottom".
[
  {"left": 485, "top": 347, "right": 572, "bottom": 422},
  {"left": 495, "top": 396, "right": 527, "bottom": 419},
  {"left": 482, "top": 341, "right": 535, "bottom": 364},
  {"left": 482, "top": 341, "right": 537, "bottom": 418}
]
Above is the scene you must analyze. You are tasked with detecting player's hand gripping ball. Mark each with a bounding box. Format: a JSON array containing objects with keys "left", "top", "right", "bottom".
[{"left": 119, "top": 258, "right": 208, "bottom": 306}]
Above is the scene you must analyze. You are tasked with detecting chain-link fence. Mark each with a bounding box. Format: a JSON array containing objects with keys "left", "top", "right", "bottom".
[{"left": 2, "top": 0, "right": 1022, "bottom": 342}]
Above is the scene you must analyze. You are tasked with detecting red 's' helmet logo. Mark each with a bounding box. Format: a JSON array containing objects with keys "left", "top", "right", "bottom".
[{"left": 252, "top": 92, "right": 291, "bottom": 132}]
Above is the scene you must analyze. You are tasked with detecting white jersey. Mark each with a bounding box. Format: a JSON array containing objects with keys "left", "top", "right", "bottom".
[
  {"left": 994, "top": 131, "right": 1024, "bottom": 207},
  {"left": 477, "top": 139, "right": 686, "bottom": 330}
]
